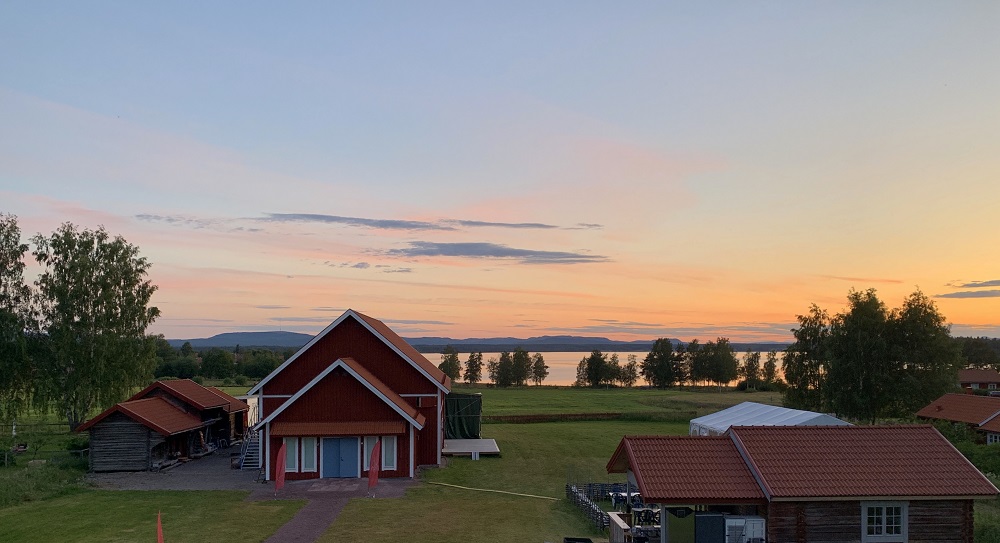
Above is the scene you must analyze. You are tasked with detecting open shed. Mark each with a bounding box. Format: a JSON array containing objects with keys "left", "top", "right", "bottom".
[{"left": 689, "top": 401, "right": 850, "bottom": 436}]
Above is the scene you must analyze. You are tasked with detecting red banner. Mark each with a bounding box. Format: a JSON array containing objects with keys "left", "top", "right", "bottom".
[
  {"left": 368, "top": 440, "right": 381, "bottom": 489},
  {"left": 275, "top": 442, "right": 287, "bottom": 493}
]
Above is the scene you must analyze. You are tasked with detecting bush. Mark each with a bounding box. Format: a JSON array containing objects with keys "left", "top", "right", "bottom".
[
  {"left": 222, "top": 378, "right": 235, "bottom": 386},
  {"left": 234, "top": 375, "right": 248, "bottom": 386},
  {"left": 64, "top": 435, "right": 88, "bottom": 452},
  {"left": 192, "top": 375, "right": 204, "bottom": 385}
]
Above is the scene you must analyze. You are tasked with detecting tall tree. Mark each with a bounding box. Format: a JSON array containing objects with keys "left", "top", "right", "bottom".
[
  {"left": 31, "top": 223, "right": 160, "bottom": 429},
  {"left": 438, "top": 345, "right": 462, "bottom": 382},
  {"left": 762, "top": 350, "right": 780, "bottom": 385},
  {"left": 0, "top": 214, "right": 33, "bottom": 422},
  {"left": 703, "top": 338, "right": 738, "bottom": 390},
  {"left": 201, "top": 348, "right": 236, "bottom": 379},
  {"left": 891, "top": 290, "right": 962, "bottom": 415},
  {"left": 464, "top": 352, "right": 483, "bottom": 384},
  {"left": 642, "top": 338, "right": 676, "bottom": 388},
  {"left": 582, "top": 350, "right": 612, "bottom": 388},
  {"left": 511, "top": 347, "right": 532, "bottom": 386},
  {"left": 530, "top": 353, "right": 549, "bottom": 385},
  {"left": 826, "top": 289, "right": 893, "bottom": 423},
  {"left": 740, "top": 351, "right": 761, "bottom": 390},
  {"left": 488, "top": 352, "right": 515, "bottom": 387},
  {"left": 621, "top": 354, "right": 639, "bottom": 387},
  {"left": 783, "top": 305, "right": 830, "bottom": 411}
]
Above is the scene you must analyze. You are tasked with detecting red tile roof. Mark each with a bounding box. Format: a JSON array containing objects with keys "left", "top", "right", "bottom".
[
  {"left": 915, "top": 393, "right": 1000, "bottom": 425},
  {"left": 959, "top": 368, "right": 1000, "bottom": 384},
  {"left": 271, "top": 421, "right": 406, "bottom": 436},
  {"left": 730, "top": 425, "right": 998, "bottom": 499},
  {"left": 77, "top": 397, "right": 206, "bottom": 436},
  {"left": 130, "top": 379, "right": 228, "bottom": 411},
  {"left": 606, "top": 436, "right": 766, "bottom": 504},
  {"left": 353, "top": 310, "right": 451, "bottom": 389},
  {"left": 206, "top": 387, "right": 250, "bottom": 413}
]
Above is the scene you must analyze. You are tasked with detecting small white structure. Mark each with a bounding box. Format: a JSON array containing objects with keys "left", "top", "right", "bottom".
[{"left": 689, "top": 402, "right": 850, "bottom": 436}]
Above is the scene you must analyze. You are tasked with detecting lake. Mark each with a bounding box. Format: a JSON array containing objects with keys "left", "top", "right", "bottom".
[{"left": 453, "top": 351, "right": 784, "bottom": 387}]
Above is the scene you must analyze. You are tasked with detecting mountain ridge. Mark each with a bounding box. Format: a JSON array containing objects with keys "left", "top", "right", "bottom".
[{"left": 166, "top": 331, "right": 790, "bottom": 353}]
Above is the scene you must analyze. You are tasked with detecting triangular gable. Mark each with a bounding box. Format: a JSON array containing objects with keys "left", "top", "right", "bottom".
[
  {"left": 76, "top": 397, "right": 205, "bottom": 436},
  {"left": 606, "top": 435, "right": 765, "bottom": 503},
  {"left": 253, "top": 357, "right": 426, "bottom": 431},
  {"left": 248, "top": 310, "right": 450, "bottom": 395},
  {"left": 130, "top": 379, "right": 228, "bottom": 411}
]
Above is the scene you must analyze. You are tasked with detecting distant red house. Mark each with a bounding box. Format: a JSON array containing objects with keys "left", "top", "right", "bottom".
[
  {"left": 247, "top": 310, "right": 451, "bottom": 481},
  {"left": 607, "top": 426, "right": 998, "bottom": 542},
  {"left": 958, "top": 368, "right": 1000, "bottom": 391},
  {"left": 77, "top": 379, "right": 248, "bottom": 472},
  {"left": 917, "top": 393, "right": 1000, "bottom": 445}
]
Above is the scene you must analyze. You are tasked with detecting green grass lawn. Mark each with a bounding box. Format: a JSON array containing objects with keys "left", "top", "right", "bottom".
[
  {"left": 322, "top": 420, "right": 689, "bottom": 542},
  {"left": 456, "top": 384, "right": 782, "bottom": 418},
  {"left": 0, "top": 490, "right": 304, "bottom": 543}
]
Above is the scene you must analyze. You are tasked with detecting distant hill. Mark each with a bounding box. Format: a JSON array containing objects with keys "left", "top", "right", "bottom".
[{"left": 167, "top": 331, "right": 789, "bottom": 353}]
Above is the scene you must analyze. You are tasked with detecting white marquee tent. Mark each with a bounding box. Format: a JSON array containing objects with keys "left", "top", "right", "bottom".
[{"left": 689, "top": 401, "right": 851, "bottom": 436}]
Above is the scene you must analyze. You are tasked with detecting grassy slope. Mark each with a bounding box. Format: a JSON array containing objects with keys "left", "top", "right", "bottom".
[
  {"left": 322, "top": 420, "right": 689, "bottom": 542},
  {"left": 0, "top": 490, "right": 303, "bottom": 543},
  {"left": 458, "top": 385, "right": 783, "bottom": 418}
]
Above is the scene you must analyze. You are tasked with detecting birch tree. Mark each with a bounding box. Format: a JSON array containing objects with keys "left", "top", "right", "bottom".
[{"left": 32, "top": 223, "right": 160, "bottom": 429}]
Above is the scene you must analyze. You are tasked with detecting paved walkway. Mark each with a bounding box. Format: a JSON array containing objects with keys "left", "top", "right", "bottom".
[{"left": 86, "top": 446, "right": 415, "bottom": 542}]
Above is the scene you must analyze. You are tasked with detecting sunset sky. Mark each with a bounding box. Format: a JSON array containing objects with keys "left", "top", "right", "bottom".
[{"left": 2, "top": 3, "right": 998, "bottom": 342}]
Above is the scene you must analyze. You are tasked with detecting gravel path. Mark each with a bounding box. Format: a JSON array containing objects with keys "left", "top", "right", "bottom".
[{"left": 86, "top": 446, "right": 415, "bottom": 542}]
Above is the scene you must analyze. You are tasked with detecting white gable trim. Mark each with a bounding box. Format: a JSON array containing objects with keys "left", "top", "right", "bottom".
[
  {"left": 252, "top": 358, "right": 424, "bottom": 431},
  {"left": 248, "top": 309, "right": 447, "bottom": 395}
]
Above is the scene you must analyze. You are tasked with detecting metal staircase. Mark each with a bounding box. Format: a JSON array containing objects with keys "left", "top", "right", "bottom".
[{"left": 239, "top": 430, "right": 261, "bottom": 470}]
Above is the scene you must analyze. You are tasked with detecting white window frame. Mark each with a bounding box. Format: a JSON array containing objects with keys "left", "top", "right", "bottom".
[
  {"left": 301, "top": 437, "right": 317, "bottom": 472},
  {"left": 988, "top": 433, "right": 1000, "bottom": 445},
  {"left": 861, "top": 501, "right": 908, "bottom": 543},
  {"left": 381, "top": 435, "right": 397, "bottom": 471},
  {"left": 283, "top": 437, "right": 298, "bottom": 473},
  {"left": 364, "top": 436, "right": 379, "bottom": 470},
  {"left": 990, "top": 383, "right": 997, "bottom": 390}
]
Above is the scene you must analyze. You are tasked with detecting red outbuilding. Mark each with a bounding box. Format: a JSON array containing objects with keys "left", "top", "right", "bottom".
[{"left": 247, "top": 309, "right": 451, "bottom": 481}]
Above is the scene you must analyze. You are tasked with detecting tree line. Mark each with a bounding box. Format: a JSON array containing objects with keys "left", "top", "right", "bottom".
[
  {"left": 152, "top": 339, "right": 290, "bottom": 383},
  {"left": 438, "top": 346, "right": 550, "bottom": 387},
  {"left": 1, "top": 214, "right": 159, "bottom": 429},
  {"left": 782, "top": 288, "right": 961, "bottom": 423}
]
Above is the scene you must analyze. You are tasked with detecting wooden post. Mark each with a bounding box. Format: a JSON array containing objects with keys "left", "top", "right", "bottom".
[{"left": 660, "top": 504, "right": 668, "bottom": 543}]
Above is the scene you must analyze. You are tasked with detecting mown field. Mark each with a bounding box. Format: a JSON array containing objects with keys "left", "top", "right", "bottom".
[{"left": 2, "top": 386, "right": 998, "bottom": 542}]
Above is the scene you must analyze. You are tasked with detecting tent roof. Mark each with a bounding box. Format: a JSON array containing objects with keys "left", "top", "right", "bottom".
[{"left": 690, "top": 402, "right": 850, "bottom": 433}]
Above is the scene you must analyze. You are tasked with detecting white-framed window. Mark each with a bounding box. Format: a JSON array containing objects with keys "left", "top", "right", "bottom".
[
  {"left": 381, "top": 435, "right": 397, "bottom": 471},
  {"left": 364, "top": 436, "right": 379, "bottom": 470},
  {"left": 988, "top": 433, "right": 1000, "bottom": 445},
  {"left": 301, "top": 437, "right": 317, "bottom": 472},
  {"left": 283, "top": 437, "right": 298, "bottom": 473},
  {"left": 990, "top": 383, "right": 997, "bottom": 390},
  {"left": 862, "top": 501, "right": 907, "bottom": 542}
]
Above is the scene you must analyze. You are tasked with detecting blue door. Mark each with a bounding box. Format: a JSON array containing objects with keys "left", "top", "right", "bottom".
[{"left": 321, "top": 437, "right": 359, "bottom": 478}]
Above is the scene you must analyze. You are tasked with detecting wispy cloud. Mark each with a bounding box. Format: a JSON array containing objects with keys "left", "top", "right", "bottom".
[
  {"left": 443, "top": 219, "right": 558, "bottom": 229},
  {"left": 324, "top": 261, "right": 371, "bottom": 270},
  {"left": 262, "top": 213, "right": 455, "bottom": 231},
  {"left": 255, "top": 305, "right": 290, "bottom": 310},
  {"left": 310, "top": 306, "right": 347, "bottom": 312},
  {"left": 569, "top": 223, "right": 604, "bottom": 230},
  {"left": 384, "top": 241, "right": 608, "bottom": 264},
  {"left": 935, "top": 290, "right": 1000, "bottom": 299},
  {"left": 271, "top": 316, "right": 339, "bottom": 323},
  {"left": 947, "top": 279, "right": 1000, "bottom": 289}
]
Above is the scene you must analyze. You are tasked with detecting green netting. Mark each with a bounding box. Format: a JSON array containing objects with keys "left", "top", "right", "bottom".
[{"left": 445, "top": 393, "right": 482, "bottom": 439}]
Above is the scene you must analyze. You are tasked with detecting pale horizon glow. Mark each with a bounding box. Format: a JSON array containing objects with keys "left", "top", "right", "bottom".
[{"left": 2, "top": 3, "right": 998, "bottom": 342}]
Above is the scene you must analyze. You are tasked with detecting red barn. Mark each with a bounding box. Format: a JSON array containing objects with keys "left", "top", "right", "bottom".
[{"left": 247, "top": 310, "right": 451, "bottom": 481}]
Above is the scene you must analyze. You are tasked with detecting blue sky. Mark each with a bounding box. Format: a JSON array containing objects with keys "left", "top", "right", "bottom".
[{"left": 2, "top": 2, "right": 998, "bottom": 340}]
